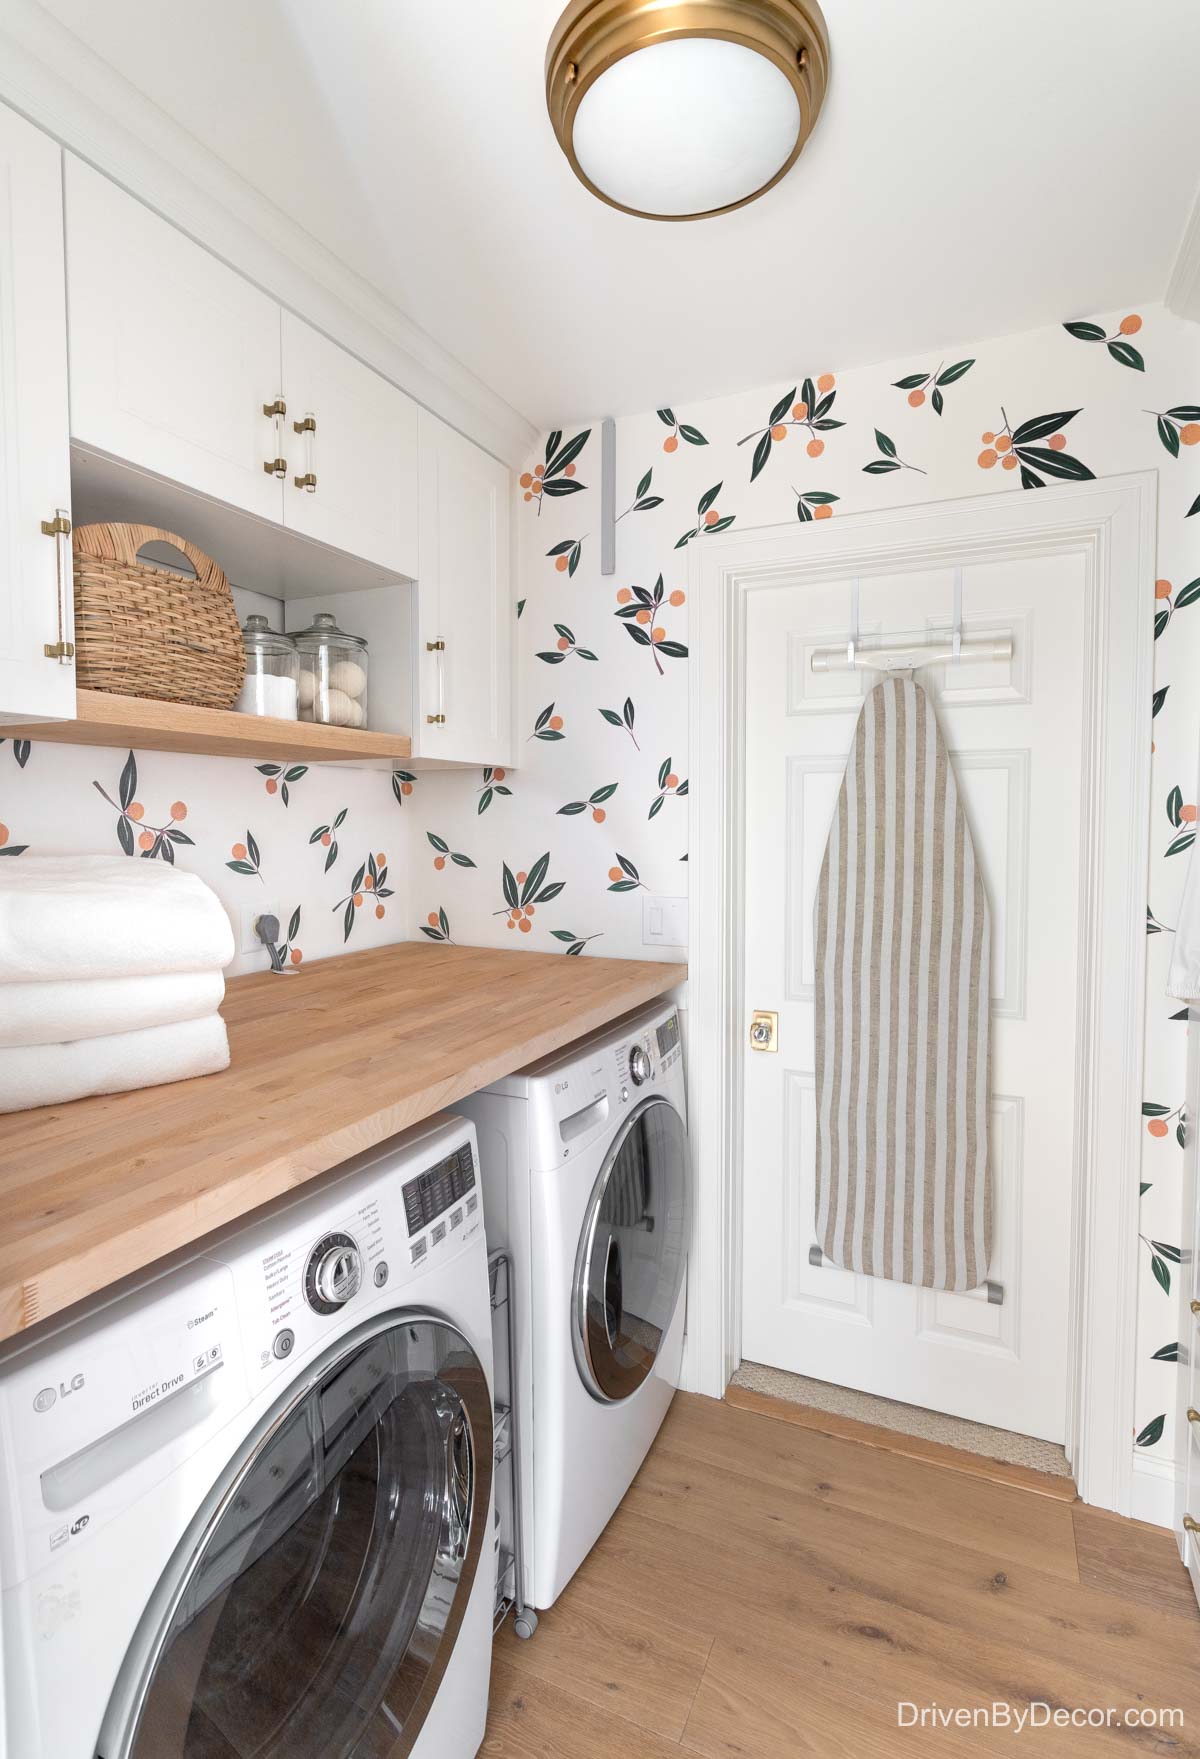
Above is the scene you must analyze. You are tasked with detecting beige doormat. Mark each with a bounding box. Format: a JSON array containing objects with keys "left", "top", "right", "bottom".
[{"left": 731, "top": 1360, "right": 1072, "bottom": 1478}]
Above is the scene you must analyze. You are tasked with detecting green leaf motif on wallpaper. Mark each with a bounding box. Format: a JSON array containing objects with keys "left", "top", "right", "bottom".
[
  {"left": 675, "top": 482, "right": 734, "bottom": 548},
  {"left": 658, "top": 409, "right": 708, "bottom": 451},
  {"left": 391, "top": 770, "right": 416, "bottom": 807},
  {"left": 497, "top": 853, "right": 564, "bottom": 932},
  {"left": 1150, "top": 1342, "right": 1179, "bottom": 1362},
  {"left": 538, "top": 623, "right": 598, "bottom": 664},
  {"left": 863, "top": 429, "right": 925, "bottom": 477},
  {"left": 558, "top": 782, "right": 618, "bottom": 821},
  {"left": 1135, "top": 1414, "right": 1165, "bottom": 1448},
  {"left": 308, "top": 806, "right": 347, "bottom": 873},
  {"left": 426, "top": 832, "right": 475, "bottom": 870},
  {"left": 523, "top": 429, "right": 590, "bottom": 513},
  {"left": 599, "top": 696, "right": 640, "bottom": 749},
  {"left": 892, "top": 358, "right": 975, "bottom": 415},
  {"left": 794, "top": 489, "right": 839, "bottom": 523},
  {"left": 94, "top": 750, "right": 195, "bottom": 863},
  {"left": 618, "top": 467, "right": 664, "bottom": 521},
  {"left": 420, "top": 906, "right": 453, "bottom": 944},
  {"left": 477, "top": 765, "right": 512, "bottom": 815},
  {"left": 1165, "top": 784, "right": 1196, "bottom": 857},
  {"left": 551, "top": 928, "right": 604, "bottom": 956},
  {"left": 334, "top": 853, "right": 394, "bottom": 943},
  {"left": 530, "top": 702, "right": 566, "bottom": 743},
  {"left": 615, "top": 576, "right": 688, "bottom": 675},
  {"left": 739, "top": 377, "right": 842, "bottom": 482},
  {"left": 1062, "top": 316, "right": 1145, "bottom": 373},
  {"left": 977, "top": 408, "right": 1093, "bottom": 489},
  {"left": 1154, "top": 576, "right": 1200, "bottom": 640},
  {"left": 607, "top": 852, "right": 644, "bottom": 894},
  {"left": 1146, "top": 405, "right": 1200, "bottom": 458},
  {"left": 546, "top": 537, "right": 583, "bottom": 577}
]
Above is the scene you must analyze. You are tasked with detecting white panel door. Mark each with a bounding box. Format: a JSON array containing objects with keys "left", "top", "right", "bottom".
[
  {"left": 0, "top": 105, "right": 74, "bottom": 719},
  {"left": 416, "top": 410, "right": 512, "bottom": 765},
  {"left": 741, "top": 556, "right": 1085, "bottom": 1441},
  {"left": 281, "top": 311, "right": 418, "bottom": 576},
  {"left": 64, "top": 157, "right": 283, "bottom": 520}
]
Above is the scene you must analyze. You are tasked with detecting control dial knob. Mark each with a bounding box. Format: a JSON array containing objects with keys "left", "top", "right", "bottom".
[
  {"left": 304, "top": 1231, "right": 362, "bottom": 1315},
  {"left": 628, "top": 1044, "right": 651, "bottom": 1086}
]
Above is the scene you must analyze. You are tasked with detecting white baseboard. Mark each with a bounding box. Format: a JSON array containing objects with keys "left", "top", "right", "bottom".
[{"left": 1129, "top": 1450, "right": 1175, "bottom": 1529}]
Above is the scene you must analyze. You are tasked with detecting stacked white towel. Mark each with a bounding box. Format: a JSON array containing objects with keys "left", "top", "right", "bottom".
[{"left": 0, "top": 855, "right": 235, "bottom": 1113}]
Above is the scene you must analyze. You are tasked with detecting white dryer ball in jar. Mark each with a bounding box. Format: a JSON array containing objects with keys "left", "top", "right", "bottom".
[
  {"left": 345, "top": 698, "right": 365, "bottom": 728},
  {"left": 321, "top": 687, "right": 356, "bottom": 727},
  {"left": 328, "top": 658, "right": 367, "bottom": 699},
  {"left": 297, "top": 671, "right": 316, "bottom": 710}
]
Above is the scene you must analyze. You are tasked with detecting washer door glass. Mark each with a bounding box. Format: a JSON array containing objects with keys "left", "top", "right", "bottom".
[
  {"left": 119, "top": 1316, "right": 491, "bottom": 1759},
  {"left": 575, "top": 1097, "right": 690, "bottom": 1403}
]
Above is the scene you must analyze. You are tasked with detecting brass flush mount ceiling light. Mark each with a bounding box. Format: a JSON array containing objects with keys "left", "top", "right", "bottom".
[{"left": 546, "top": 0, "right": 830, "bottom": 221}]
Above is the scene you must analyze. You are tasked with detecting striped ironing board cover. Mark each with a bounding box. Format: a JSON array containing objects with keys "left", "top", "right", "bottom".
[{"left": 813, "top": 675, "right": 991, "bottom": 1291}]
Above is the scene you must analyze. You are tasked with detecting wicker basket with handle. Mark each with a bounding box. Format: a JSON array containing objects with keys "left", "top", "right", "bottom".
[{"left": 72, "top": 523, "right": 245, "bottom": 709}]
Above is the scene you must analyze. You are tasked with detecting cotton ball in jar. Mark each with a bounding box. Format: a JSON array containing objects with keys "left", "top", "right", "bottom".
[
  {"left": 328, "top": 658, "right": 367, "bottom": 700},
  {"left": 320, "top": 687, "right": 356, "bottom": 727}
]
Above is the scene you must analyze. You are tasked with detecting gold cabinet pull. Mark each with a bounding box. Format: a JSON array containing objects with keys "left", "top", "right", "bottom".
[
  {"left": 426, "top": 640, "right": 446, "bottom": 652},
  {"left": 264, "top": 458, "right": 287, "bottom": 477},
  {"left": 1185, "top": 1515, "right": 1200, "bottom": 1533},
  {"left": 293, "top": 415, "right": 316, "bottom": 435},
  {"left": 41, "top": 508, "right": 74, "bottom": 664},
  {"left": 426, "top": 714, "right": 446, "bottom": 725},
  {"left": 263, "top": 398, "right": 287, "bottom": 417},
  {"left": 293, "top": 473, "right": 317, "bottom": 491}
]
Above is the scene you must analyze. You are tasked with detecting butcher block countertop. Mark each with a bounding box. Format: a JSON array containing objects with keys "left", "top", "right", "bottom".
[{"left": 0, "top": 942, "right": 685, "bottom": 1346}]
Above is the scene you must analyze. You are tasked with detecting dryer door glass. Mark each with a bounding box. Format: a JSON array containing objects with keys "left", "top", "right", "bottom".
[
  {"left": 118, "top": 1316, "right": 491, "bottom": 1759},
  {"left": 576, "top": 1096, "right": 690, "bottom": 1403}
]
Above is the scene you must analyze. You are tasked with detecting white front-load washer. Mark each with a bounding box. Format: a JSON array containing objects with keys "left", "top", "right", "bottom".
[
  {"left": 458, "top": 998, "right": 689, "bottom": 1612},
  {"left": 0, "top": 1112, "right": 494, "bottom": 1759}
]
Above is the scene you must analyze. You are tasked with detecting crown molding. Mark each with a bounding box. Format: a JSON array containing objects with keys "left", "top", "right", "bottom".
[
  {"left": 1166, "top": 175, "right": 1200, "bottom": 326},
  {"left": 0, "top": 0, "right": 538, "bottom": 468}
]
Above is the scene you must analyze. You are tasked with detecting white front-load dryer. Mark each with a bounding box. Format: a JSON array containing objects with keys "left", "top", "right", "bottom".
[
  {"left": 458, "top": 998, "right": 689, "bottom": 1612},
  {"left": 0, "top": 1112, "right": 494, "bottom": 1759}
]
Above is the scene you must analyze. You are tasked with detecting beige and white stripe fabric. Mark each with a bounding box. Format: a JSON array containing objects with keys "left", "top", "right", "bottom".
[{"left": 813, "top": 676, "right": 991, "bottom": 1291}]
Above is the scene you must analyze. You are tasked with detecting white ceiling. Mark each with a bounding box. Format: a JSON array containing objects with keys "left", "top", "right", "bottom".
[{"left": 38, "top": 0, "right": 1200, "bottom": 430}]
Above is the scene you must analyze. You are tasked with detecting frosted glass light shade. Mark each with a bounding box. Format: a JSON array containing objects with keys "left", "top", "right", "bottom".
[{"left": 572, "top": 39, "right": 801, "bottom": 219}]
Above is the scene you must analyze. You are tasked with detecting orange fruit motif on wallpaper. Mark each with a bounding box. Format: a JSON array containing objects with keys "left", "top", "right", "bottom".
[{"left": 975, "top": 408, "right": 1093, "bottom": 489}]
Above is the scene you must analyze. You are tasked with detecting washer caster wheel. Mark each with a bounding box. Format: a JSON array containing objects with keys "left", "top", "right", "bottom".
[{"left": 513, "top": 1610, "right": 539, "bottom": 1640}]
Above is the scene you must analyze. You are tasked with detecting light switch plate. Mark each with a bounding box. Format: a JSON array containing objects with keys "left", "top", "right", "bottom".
[{"left": 642, "top": 894, "right": 688, "bottom": 948}]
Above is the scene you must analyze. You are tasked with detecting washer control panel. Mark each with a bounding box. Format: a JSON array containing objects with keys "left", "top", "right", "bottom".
[
  {"left": 303, "top": 1231, "right": 362, "bottom": 1314},
  {"left": 401, "top": 1141, "right": 476, "bottom": 1238}
]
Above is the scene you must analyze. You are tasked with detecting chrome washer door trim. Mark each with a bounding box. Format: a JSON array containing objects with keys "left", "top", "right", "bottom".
[{"left": 572, "top": 1095, "right": 691, "bottom": 1404}]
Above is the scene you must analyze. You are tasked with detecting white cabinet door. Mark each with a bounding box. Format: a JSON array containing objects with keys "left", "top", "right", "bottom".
[
  {"left": 64, "top": 156, "right": 283, "bottom": 521},
  {"left": 417, "top": 411, "right": 512, "bottom": 765},
  {"left": 0, "top": 106, "right": 74, "bottom": 719},
  {"left": 280, "top": 312, "right": 418, "bottom": 575}
]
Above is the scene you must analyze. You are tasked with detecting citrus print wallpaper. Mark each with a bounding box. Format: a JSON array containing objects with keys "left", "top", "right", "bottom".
[
  {"left": 413, "top": 301, "right": 1200, "bottom": 1484},
  {"left": 0, "top": 301, "right": 1196, "bottom": 1490}
]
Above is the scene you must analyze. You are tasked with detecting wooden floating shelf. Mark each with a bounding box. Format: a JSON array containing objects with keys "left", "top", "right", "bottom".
[{"left": 4, "top": 690, "right": 412, "bottom": 763}]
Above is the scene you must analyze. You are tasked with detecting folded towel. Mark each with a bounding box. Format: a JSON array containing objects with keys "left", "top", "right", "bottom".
[
  {"left": 0, "top": 855, "right": 234, "bottom": 981},
  {"left": 0, "top": 970, "right": 226, "bottom": 1048},
  {"left": 0, "top": 1013, "right": 230, "bottom": 1113}
]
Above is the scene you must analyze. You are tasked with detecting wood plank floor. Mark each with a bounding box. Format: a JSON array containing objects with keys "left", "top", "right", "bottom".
[{"left": 482, "top": 1392, "right": 1200, "bottom": 1757}]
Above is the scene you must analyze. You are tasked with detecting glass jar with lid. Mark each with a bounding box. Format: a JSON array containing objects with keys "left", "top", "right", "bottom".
[
  {"left": 291, "top": 612, "right": 370, "bottom": 727},
  {"left": 234, "top": 614, "right": 299, "bottom": 720}
]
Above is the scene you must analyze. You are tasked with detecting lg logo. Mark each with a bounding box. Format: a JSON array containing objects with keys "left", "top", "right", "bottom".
[{"left": 33, "top": 1374, "right": 84, "bottom": 1413}]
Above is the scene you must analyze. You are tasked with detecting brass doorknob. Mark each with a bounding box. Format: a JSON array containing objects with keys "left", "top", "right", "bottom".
[
  {"left": 1185, "top": 1515, "right": 1200, "bottom": 1533},
  {"left": 1191, "top": 1299, "right": 1200, "bottom": 1315},
  {"left": 1189, "top": 1409, "right": 1200, "bottom": 1424}
]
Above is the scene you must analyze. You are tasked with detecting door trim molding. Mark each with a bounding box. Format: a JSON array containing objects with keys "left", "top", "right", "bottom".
[{"left": 685, "top": 472, "right": 1157, "bottom": 1515}]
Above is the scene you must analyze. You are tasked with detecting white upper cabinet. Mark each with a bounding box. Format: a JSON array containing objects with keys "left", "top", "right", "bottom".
[
  {"left": 417, "top": 411, "right": 512, "bottom": 765},
  {"left": 0, "top": 106, "right": 75, "bottom": 720},
  {"left": 64, "top": 156, "right": 284, "bottom": 522},
  {"left": 280, "top": 312, "right": 419, "bottom": 576}
]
